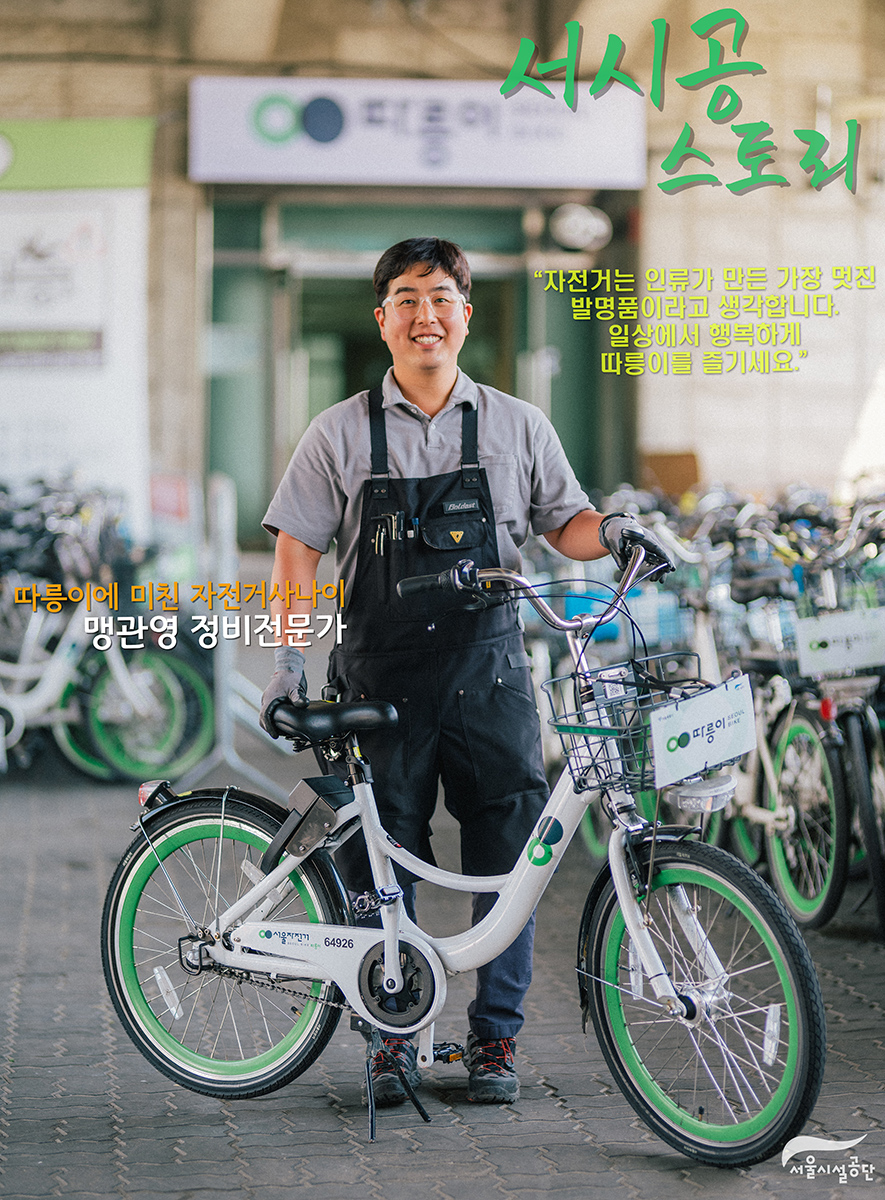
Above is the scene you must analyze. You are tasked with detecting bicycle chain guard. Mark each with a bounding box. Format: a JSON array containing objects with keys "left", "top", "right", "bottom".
[{"left": 357, "top": 940, "right": 438, "bottom": 1028}]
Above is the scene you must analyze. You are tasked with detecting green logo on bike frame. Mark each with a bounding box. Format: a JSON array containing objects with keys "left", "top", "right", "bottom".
[{"left": 527, "top": 817, "right": 564, "bottom": 866}]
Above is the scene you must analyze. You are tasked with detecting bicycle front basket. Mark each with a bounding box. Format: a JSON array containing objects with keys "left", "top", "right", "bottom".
[{"left": 542, "top": 652, "right": 707, "bottom": 793}]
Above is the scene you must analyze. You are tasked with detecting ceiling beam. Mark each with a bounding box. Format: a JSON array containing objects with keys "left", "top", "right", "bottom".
[{"left": 190, "top": 0, "right": 286, "bottom": 63}]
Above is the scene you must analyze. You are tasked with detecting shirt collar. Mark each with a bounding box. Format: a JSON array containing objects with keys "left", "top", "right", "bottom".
[{"left": 381, "top": 366, "right": 478, "bottom": 417}]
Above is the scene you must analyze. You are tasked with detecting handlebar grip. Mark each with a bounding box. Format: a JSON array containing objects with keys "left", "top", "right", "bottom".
[
  {"left": 396, "top": 570, "right": 452, "bottom": 598},
  {"left": 621, "top": 527, "right": 675, "bottom": 575}
]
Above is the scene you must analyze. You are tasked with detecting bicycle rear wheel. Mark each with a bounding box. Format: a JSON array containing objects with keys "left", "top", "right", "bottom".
[
  {"left": 580, "top": 840, "right": 826, "bottom": 1167},
  {"left": 101, "top": 797, "right": 346, "bottom": 1098},
  {"left": 764, "top": 704, "right": 849, "bottom": 929}
]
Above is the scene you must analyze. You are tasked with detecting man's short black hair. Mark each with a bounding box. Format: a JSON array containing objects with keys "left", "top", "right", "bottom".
[{"left": 373, "top": 237, "right": 472, "bottom": 306}]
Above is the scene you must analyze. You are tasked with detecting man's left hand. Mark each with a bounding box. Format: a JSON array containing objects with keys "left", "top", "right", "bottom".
[{"left": 598, "top": 513, "right": 675, "bottom": 578}]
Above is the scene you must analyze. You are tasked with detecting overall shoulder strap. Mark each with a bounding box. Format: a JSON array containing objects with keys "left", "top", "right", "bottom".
[
  {"left": 461, "top": 403, "right": 479, "bottom": 489},
  {"left": 368, "top": 386, "right": 389, "bottom": 498}
]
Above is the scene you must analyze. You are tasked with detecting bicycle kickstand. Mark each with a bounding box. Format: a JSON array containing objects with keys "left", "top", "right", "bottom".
[{"left": 360, "top": 1024, "right": 431, "bottom": 1141}]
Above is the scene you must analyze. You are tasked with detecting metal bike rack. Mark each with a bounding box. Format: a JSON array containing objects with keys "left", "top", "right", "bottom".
[{"left": 176, "top": 473, "right": 290, "bottom": 803}]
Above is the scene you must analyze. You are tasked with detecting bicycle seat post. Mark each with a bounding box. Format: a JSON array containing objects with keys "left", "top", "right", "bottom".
[{"left": 340, "top": 735, "right": 373, "bottom": 787}]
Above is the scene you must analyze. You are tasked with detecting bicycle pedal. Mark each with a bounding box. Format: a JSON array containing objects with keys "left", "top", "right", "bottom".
[{"left": 433, "top": 1042, "right": 464, "bottom": 1064}]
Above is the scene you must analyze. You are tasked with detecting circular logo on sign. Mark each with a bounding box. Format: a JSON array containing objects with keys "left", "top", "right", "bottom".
[
  {"left": 667, "top": 732, "right": 691, "bottom": 752},
  {"left": 253, "top": 95, "right": 300, "bottom": 143},
  {"left": 302, "top": 97, "right": 344, "bottom": 143},
  {"left": 252, "top": 95, "right": 344, "bottom": 145}
]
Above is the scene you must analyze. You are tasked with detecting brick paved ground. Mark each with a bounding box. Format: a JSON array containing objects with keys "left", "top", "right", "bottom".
[{"left": 1, "top": 735, "right": 884, "bottom": 1200}]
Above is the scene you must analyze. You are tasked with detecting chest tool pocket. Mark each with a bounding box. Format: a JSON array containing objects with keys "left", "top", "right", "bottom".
[
  {"left": 421, "top": 498, "right": 487, "bottom": 552},
  {"left": 362, "top": 386, "right": 501, "bottom": 623}
]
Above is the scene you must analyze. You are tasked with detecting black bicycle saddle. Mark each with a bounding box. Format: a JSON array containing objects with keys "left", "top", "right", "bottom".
[{"left": 267, "top": 698, "right": 398, "bottom": 744}]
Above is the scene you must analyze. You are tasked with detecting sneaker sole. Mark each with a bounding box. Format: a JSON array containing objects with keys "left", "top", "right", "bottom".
[
  {"left": 467, "top": 1079, "right": 520, "bottom": 1103},
  {"left": 365, "top": 1070, "right": 422, "bottom": 1107}
]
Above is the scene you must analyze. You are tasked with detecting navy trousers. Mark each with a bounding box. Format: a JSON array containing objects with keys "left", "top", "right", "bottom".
[{"left": 329, "top": 630, "right": 548, "bottom": 1039}]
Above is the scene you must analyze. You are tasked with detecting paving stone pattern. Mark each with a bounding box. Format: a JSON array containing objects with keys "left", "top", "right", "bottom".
[{"left": 1, "top": 755, "right": 884, "bottom": 1200}]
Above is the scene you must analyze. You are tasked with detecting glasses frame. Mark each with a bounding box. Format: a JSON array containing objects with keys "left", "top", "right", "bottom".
[{"left": 380, "top": 293, "right": 468, "bottom": 318}]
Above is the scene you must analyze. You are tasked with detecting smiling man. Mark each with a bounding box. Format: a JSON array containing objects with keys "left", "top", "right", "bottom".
[{"left": 259, "top": 236, "right": 654, "bottom": 1109}]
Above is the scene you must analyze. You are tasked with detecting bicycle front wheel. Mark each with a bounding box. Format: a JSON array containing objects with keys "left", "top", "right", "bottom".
[
  {"left": 102, "top": 797, "right": 346, "bottom": 1098},
  {"left": 764, "top": 704, "right": 849, "bottom": 929},
  {"left": 580, "top": 840, "right": 826, "bottom": 1167}
]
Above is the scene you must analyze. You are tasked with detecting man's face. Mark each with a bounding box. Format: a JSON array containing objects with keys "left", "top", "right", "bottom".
[{"left": 374, "top": 264, "right": 472, "bottom": 377}]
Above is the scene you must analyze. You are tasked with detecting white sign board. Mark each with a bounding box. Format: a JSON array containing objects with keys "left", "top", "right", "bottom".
[
  {"left": 188, "top": 76, "right": 646, "bottom": 189},
  {"left": 650, "top": 674, "right": 757, "bottom": 789},
  {"left": 0, "top": 118, "right": 154, "bottom": 542},
  {"left": 0, "top": 188, "right": 151, "bottom": 540},
  {"left": 795, "top": 608, "right": 885, "bottom": 676}
]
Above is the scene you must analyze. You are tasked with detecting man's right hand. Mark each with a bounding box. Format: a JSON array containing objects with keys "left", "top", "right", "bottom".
[{"left": 260, "top": 645, "right": 308, "bottom": 738}]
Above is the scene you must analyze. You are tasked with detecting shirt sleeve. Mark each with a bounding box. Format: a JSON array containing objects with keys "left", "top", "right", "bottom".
[
  {"left": 262, "top": 418, "right": 349, "bottom": 553},
  {"left": 528, "top": 410, "right": 593, "bottom": 535}
]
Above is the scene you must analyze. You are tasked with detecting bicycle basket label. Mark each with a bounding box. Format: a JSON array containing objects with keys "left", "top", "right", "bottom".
[
  {"left": 650, "top": 674, "right": 756, "bottom": 789},
  {"left": 795, "top": 607, "right": 885, "bottom": 676}
]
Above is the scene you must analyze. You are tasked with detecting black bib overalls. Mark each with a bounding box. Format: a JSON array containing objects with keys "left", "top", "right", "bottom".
[{"left": 328, "top": 387, "right": 548, "bottom": 1039}]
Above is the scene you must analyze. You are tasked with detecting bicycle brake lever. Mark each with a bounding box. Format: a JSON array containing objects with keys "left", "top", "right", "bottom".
[
  {"left": 447, "top": 560, "right": 490, "bottom": 610},
  {"left": 450, "top": 559, "right": 480, "bottom": 591}
]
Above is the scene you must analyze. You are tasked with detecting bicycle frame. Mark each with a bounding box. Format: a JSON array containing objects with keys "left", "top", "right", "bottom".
[
  {"left": 168, "top": 745, "right": 692, "bottom": 1063},
  {"left": 159, "top": 546, "right": 703, "bottom": 1067}
]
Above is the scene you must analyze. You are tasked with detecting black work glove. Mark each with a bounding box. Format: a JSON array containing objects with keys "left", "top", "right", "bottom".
[
  {"left": 260, "top": 645, "right": 308, "bottom": 738},
  {"left": 598, "top": 512, "right": 675, "bottom": 579}
]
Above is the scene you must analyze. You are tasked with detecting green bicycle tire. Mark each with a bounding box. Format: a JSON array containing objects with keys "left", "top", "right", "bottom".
[
  {"left": 101, "top": 798, "right": 346, "bottom": 1098},
  {"left": 764, "top": 705, "right": 849, "bottom": 929},
  {"left": 580, "top": 840, "right": 826, "bottom": 1167},
  {"left": 86, "top": 649, "right": 214, "bottom": 780},
  {"left": 53, "top": 682, "right": 119, "bottom": 779}
]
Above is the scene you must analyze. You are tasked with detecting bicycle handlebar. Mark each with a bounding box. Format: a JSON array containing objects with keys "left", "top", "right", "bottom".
[
  {"left": 396, "top": 544, "right": 657, "bottom": 636},
  {"left": 650, "top": 518, "right": 733, "bottom": 569},
  {"left": 395, "top": 570, "right": 453, "bottom": 598}
]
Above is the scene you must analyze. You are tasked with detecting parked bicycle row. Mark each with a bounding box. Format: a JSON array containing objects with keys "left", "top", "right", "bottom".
[
  {"left": 0, "top": 479, "right": 214, "bottom": 781},
  {"left": 520, "top": 485, "right": 885, "bottom": 939}
]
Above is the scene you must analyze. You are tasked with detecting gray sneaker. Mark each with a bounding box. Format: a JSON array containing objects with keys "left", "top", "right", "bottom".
[
  {"left": 465, "top": 1033, "right": 520, "bottom": 1103},
  {"left": 367, "top": 1036, "right": 421, "bottom": 1107}
]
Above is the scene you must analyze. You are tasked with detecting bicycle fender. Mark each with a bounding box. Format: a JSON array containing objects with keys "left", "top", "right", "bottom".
[
  {"left": 134, "top": 785, "right": 354, "bottom": 925},
  {"left": 576, "top": 826, "right": 697, "bottom": 1024},
  {"left": 137, "top": 784, "right": 290, "bottom": 828}
]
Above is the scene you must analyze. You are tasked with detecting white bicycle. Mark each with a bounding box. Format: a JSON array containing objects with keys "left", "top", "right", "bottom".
[
  {"left": 101, "top": 544, "right": 826, "bottom": 1167},
  {"left": 0, "top": 585, "right": 213, "bottom": 779}
]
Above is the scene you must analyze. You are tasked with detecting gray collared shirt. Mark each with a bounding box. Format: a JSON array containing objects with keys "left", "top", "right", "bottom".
[{"left": 263, "top": 367, "right": 592, "bottom": 596}]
